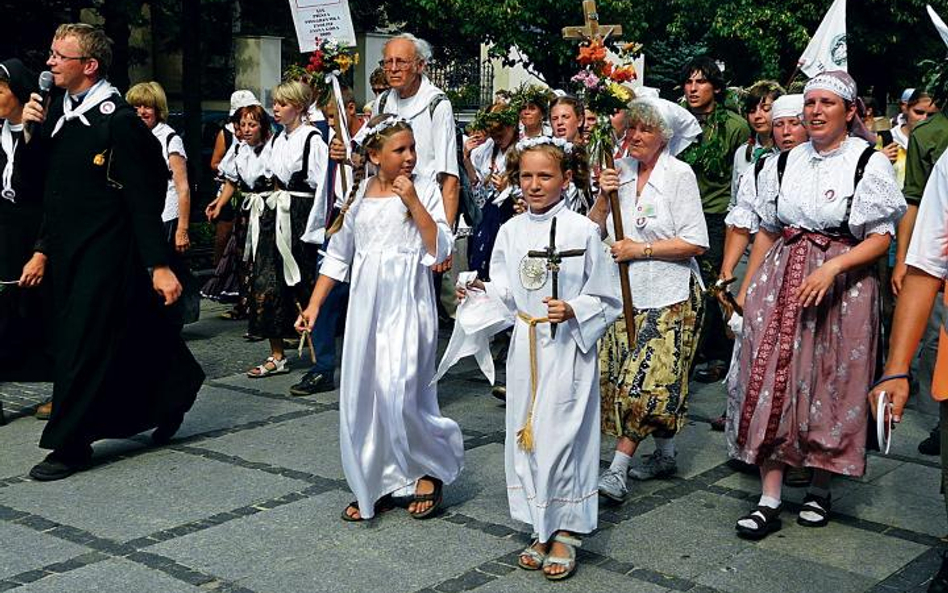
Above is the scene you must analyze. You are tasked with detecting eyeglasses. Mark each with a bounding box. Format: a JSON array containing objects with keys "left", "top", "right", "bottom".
[
  {"left": 378, "top": 58, "right": 416, "bottom": 71},
  {"left": 48, "top": 50, "right": 88, "bottom": 63}
]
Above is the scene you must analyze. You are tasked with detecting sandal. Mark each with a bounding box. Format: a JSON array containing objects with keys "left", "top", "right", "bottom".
[
  {"left": 341, "top": 494, "right": 394, "bottom": 522},
  {"left": 797, "top": 492, "right": 831, "bottom": 527},
  {"left": 735, "top": 504, "right": 782, "bottom": 540},
  {"left": 542, "top": 533, "right": 581, "bottom": 581},
  {"left": 247, "top": 356, "right": 289, "bottom": 378},
  {"left": 409, "top": 476, "right": 443, "bottom": 519},
  {"left": 517, "top": 536, "right": 547, "bottom": 571}
]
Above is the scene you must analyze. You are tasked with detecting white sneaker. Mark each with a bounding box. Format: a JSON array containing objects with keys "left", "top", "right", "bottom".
[
  {"left": 629, "top": 450, "right": 677, "bottom": 480},
  {"left": 598, "top": 468, "right": 628, "bottom": 502}
]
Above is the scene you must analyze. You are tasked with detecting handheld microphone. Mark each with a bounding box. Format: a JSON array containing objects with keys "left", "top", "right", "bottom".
[{"left": 25, "top": 71, "right": 54, "bottom": 136}]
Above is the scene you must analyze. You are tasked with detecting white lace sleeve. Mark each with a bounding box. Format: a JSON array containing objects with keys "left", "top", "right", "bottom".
[
  {"left": 752, "top": 155, "right": 782, "bottom": 234},
  {"left": 218, "top": 142, "right": 239, "bottom": 183},
  {"left": 849, "top": 152, "right": 907, "bottom": 238},
  {"left": 725, "top": 161, "right": 763, "bottom": 232}
]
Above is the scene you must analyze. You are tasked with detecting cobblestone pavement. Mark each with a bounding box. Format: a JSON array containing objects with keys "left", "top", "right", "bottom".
[{"left": 1, "top": 304, "right": 945, "bottom": 593}]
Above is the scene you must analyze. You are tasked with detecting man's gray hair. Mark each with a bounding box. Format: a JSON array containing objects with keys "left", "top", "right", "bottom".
[{"left": 385, "top": 33, "right": 433, "bottom": 63}]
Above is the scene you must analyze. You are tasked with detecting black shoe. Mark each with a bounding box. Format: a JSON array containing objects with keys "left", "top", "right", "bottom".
[
  {"left": 930, "top": 551, "right": 948, "bottom": 593},
  {"left": 29, "top": 447, "right": 93, "bottom": 482},
  {"left": 152, "top": 413, "right": 186, "bottom": 445},
  {"left": 694, "top": 362, "right": 727, "bottom": 383},
  {"left": 919, "top": 425, "right": 941, "bottom": 456},
  {"left": 289, "top": 372, "right": 335, "bottom": 396},
  {"left": 491, "top": 385, "right": 507, "bottom": 402}
]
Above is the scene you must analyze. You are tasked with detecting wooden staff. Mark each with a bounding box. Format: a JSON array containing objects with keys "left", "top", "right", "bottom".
[
  {"left": 602, "top": 151, "right": 636, "bottom": 345},
  {"left": 322, "top": 97, "right": 350, "bottom": 194}
]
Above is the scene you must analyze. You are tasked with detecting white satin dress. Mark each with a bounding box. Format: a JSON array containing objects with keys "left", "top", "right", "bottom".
[{"left": 320, "top": 174, "right": 465, "bottom": 518}]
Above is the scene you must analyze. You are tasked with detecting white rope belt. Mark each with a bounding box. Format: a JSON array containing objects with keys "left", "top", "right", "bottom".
[{"left": 266, "top": 189, "right": 314, "bottom": 286}]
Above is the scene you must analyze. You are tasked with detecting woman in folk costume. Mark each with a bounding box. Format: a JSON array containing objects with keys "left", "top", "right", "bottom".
[
  {"left": 592, "top": 98, "right": 706, "bottom": 502},
  {"left": 204, "top": 104, "right": 273, "bottom": 319},
  {"left": 513, "top": 84, "right": 553, "bottom": 139},
  {"left": 459, "top": 136, "right": 621, "bottom": 580},
  {"left": 463, "top": 102, "right": 519, "bottom": 279},
  {"left": 126, "top": 81, "right": 200, "bottom": 327},
  {"left": 727, "top": 71, "right": 905, "bottom": 539},
  {"left": 245, "top": 80, "right": 329, "bottom": 378},
  {"left": 297, "top": 115, "right": 463, "bottom": 522}
]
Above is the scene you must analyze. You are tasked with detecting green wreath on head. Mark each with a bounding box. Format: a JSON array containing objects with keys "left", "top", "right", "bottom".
[{"left": 510, "top": 83, "right": 553, "bottom": 114}]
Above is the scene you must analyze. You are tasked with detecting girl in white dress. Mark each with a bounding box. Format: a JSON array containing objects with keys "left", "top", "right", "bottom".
[{"left": 296, "top": 115, "right": 464, "bottom": 522}]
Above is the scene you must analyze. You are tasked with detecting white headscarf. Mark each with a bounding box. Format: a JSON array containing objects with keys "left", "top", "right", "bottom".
[
  {"left": 631, "top": 97, "right": 701, "bottom": 156},
  {"left": 771, "top": 94, "right": 804, "bottom": 120}
]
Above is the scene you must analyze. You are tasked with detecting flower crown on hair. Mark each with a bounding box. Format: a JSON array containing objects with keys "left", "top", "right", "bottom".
[
  {"left": 515, "top": 135, "right": 575, "bottom": 155},
  {"left": 353, "top": 115, "right": 411, "bottom": 146}
]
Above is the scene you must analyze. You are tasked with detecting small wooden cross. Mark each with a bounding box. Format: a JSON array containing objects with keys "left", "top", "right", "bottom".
[{"left": 562, "top": 0, "right": 623, "bottom": 42}]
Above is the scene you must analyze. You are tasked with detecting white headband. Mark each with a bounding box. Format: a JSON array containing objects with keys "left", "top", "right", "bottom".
[
  {"left": 771, "top": 94, "right": 804, "bottom": 120},
  {"left": 804, "top": 71, "right": 856, "bottom": 103},
  {"left": 352, "top": 116, "right": 411, "bottom": 146},
  {"left": 514, "top": 135, "right": 574, "bottom": 154}
]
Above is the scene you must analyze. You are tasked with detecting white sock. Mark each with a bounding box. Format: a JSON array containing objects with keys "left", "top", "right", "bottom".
[
  {"left": 654, "top": 437, "right": 676, "bottom": 457},
  {"left": 609, "top": 451, "right": 633, "bottom": 474},
  {"left": 800, "top": 486, "right": 831, "bottom": 523},
  {"left": 737, "top": 495, "right": 781, "bottom": 530}
]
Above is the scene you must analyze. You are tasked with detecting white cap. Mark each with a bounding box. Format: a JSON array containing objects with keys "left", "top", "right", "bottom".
[
  {"left": 229, "top": 90, "right": 261, "bottom": 116},
  {"left": 772, "top": 94, "right": 804, "bottom": 120}
]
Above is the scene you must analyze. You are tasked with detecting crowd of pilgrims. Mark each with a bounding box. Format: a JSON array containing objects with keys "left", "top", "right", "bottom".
[{"left": 2, "top": 24, "right": 948, "bottom": 586}]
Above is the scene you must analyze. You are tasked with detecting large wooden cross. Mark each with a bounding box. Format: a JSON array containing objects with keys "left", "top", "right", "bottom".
[
  {"left": 562, "top": 0, "right": 636, "bottom": 345},
  {"left": 562, "top": 0, "right": 622, "bottom": 42}
]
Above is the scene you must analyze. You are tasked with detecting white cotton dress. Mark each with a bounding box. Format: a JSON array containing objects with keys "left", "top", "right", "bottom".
[
  {"left": 485, "top": 200, "right": 622, "bottom": 542},
  {"left": 320, "top": 174, "right": 465, "bottom": 518}
]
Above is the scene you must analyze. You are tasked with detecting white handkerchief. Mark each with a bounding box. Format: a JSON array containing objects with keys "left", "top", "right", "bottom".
[{"left": 430, "top": 273, "right": 514, "bottom": 385}]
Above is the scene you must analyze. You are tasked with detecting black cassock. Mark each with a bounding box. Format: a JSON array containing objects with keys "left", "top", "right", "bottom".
[
  {"left": 0, "top": 123, "right": 52, "bottom": 381},
  {"left": 36, "top": 92, "right": 204, "bottom": 452}
]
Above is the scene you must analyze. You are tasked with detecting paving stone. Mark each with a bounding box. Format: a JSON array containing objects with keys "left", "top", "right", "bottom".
[
  {"left": 1, "top": 450, "right": 309, "bottom": 541},
  {"left": 441, "top": 443, "right": 529, "bottom": 534},
  {"left": 471, "top": 564, "right": 671, "bottom": 593},
  {"left": 585, "top": 507, "right": 752, "bottom": 579},
  {"left": 196, "top": 410, "right": 342, "bottom": 481},
  {"left": 0, "top": 416, "right": 47, "bottom": 480},
  {"left": 152, "top": 492, "right": 519, "bottom": 593},
  {"left": 437, "top": 378, "right": 507, "bottom": 438},
  {"left": 832, "top": 480, "right": 948, "bottom": 538},
  {"left": 14, "top": 558, "right": 203, "bottom": 593},
  {"left": 173, "top": 384, "right": 313, "bottom": 440},
  {"left": 693, "top": 547, "right": 876, "bottom": 593},
  {"left": 871, "top": 462, "right": 943, "bottom": 500},
  {"left": 0, "top": 523, "right": 92, "bottom": 581},
  {"left": 756, "top": 520, "right": 928, "bottom": 579}
]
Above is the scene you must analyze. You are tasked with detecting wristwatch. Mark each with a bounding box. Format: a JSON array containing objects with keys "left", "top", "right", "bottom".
[{"left": 643, "top": 242, "right": 654, "bottom": 259}]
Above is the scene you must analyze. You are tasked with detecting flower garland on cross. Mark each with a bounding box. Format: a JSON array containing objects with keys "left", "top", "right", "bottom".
[{"left": 284, "top": 36, "right": 360, "bottom": 194}]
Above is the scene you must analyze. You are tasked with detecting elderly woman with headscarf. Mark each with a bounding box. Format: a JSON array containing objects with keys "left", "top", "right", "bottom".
[
  {"left": 0, "top": 58, "right": 52, "bottom": 386},
  {"left": 726, "top": 71, "right": 905, "bottom": 539},
  {"left": 590, "top": 97, "right": 708, "bottom": 502}
]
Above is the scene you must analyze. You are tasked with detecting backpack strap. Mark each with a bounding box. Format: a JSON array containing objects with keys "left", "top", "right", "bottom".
[
  {"left": 776, "top": 150, "right": 790, "bottom": 188},
  {"left": 853, "top": 145, "right": 875, "bottom": 187},
  {"left": 377, "top": 89, "right": 394, "bottom": 115},
  {"left": 427, "top": 93, "right": 448, "bottom": 119},
  {"left": 753, "top": 153, "right": 769, "bottom": 194}
]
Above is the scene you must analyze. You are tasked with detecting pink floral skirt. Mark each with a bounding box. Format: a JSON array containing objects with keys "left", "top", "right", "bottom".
[{"left": 726, "top": 228, "right": 879, "bottom": 477}]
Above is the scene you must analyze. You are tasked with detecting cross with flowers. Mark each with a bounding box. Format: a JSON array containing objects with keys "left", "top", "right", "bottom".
[{"left": 563, "top": 0, "right": 638, "bottom": 343}]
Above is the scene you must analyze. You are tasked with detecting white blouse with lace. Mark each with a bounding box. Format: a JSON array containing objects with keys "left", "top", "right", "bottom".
[{"left": 752, "top": 137, "right": 905, "bottom": 238}]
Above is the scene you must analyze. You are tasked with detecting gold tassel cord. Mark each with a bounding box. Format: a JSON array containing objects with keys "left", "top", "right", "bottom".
[{"left": 516, "top": 312, "right": 550, "bottom": 452}]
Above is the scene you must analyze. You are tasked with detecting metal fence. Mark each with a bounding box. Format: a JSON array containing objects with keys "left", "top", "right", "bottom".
[{"left": 426, "top": 58, "right": 494, "bottom": 111}]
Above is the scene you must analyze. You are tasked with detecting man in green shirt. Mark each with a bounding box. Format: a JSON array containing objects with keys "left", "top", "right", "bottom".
[{"left": 678, "top": 57, "right": 750, "bottom": 382}]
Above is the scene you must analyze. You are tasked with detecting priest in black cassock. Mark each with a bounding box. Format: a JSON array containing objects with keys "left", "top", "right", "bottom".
[
  {"left": 0, "top": 58, "right": 53, "bottom": 421},
  {"left": 22, "top": 23, "right": 204, "bottom": 481}
]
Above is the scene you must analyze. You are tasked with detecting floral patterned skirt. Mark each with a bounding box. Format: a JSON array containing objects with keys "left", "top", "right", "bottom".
[
  {"left": 725, "top": 230, "right": 879, "bottom": 477},
  {"left": 600, "top": 278, "right": 703, "bottom": 442}
]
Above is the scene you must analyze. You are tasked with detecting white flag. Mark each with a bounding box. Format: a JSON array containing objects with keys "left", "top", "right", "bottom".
[
  {"left": 798, "top": 0, "right": 848, "bottom": 78},
  {"left": 928, "top": 5, "right": 948, "bottom": 51}
]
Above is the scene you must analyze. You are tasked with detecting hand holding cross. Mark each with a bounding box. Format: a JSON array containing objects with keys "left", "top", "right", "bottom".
[{"left": 527, "top": 217, "right": 586, "bottom": 338}]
